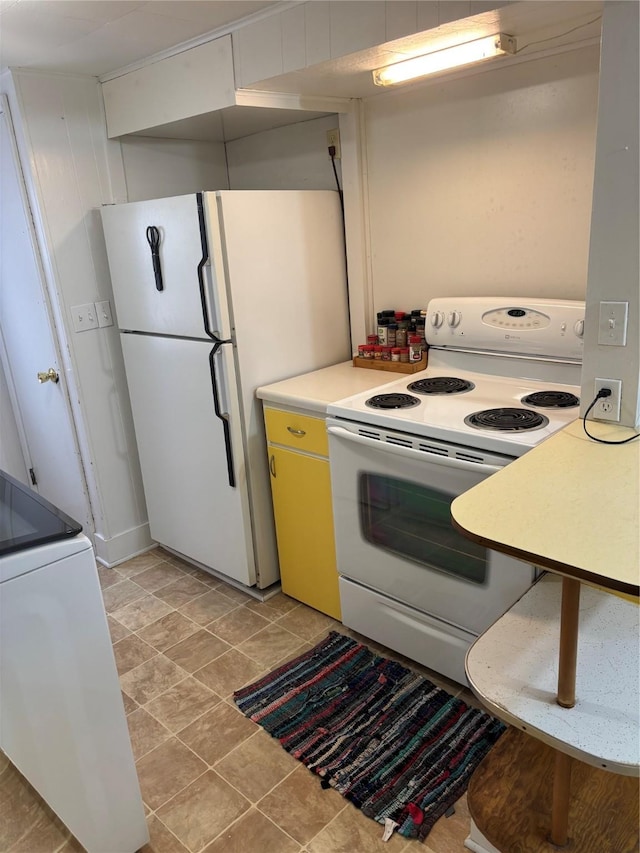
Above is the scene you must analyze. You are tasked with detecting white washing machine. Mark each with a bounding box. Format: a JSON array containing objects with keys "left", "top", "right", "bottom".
[{"left": 0, "top": 471, "right": 148, "bottom": 852}]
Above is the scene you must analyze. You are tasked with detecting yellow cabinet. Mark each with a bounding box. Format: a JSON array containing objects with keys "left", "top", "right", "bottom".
[{"left": 264, "top": 407, "right": 341, "bottom": 620}]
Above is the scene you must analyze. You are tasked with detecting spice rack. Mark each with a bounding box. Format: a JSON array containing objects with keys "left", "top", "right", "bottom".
[
  {"left": 357, "top": 307, "right": 428, "bottom": 372},
  {"left": 353, "top": 353, "right": 428, "bottom": 373}
]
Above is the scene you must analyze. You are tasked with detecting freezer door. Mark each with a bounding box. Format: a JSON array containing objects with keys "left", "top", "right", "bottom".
[
  {"left": 120, "top": 333, "right": 256, "bottom": 586},
  {"left": 101, "top": 194, "right": 217, "bottom": 339}
]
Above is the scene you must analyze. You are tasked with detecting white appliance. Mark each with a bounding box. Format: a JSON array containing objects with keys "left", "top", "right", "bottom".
[
  {"left": 327, "top": 297, "right": 585, "bottom": 684},
  {"left": 0, "top": 471, "right": 147, "bottom": 852},
  {"left": 101, "top": 191, "right": 350, "bottom": 590}
]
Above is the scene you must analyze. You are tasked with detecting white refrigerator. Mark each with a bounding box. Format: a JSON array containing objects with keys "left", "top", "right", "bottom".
[{"left": 101, "top": 191, "right": 351, "bottom": 589}]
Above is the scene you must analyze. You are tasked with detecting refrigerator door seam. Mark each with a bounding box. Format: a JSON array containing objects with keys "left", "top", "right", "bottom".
[
  {"left": 197, "top": 193, "right": 228, "bottom": 345},
  {"left": 196, "top": 192, "right": 236, "bottom": 489}
]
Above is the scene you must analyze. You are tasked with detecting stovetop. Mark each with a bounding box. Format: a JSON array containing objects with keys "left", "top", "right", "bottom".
[
  {"left": 327, "top": 367, "right": 580, "bottom": 456},
  {"left": 328, "top": 366, "right": 581, "bottom": 457},
  {"left": 329, "top": 297, "right": 585, "bottom": 457}
]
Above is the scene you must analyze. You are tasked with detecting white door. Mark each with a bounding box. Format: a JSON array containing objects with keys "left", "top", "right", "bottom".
[{"left": 0, "top": 97, "right": 93, "bottom": 532}]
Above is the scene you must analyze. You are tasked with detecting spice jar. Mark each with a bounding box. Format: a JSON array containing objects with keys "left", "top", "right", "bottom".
[
  {"left": 367, "top": 334, "right": 378, "bottom": 346},
  {"left": 396, "top": 324, "right": 408, "bottom": 348},
  {"left": 357, "top": 344, "right": 367, "bottom": 358},
  {"left": 409, "top": 335, "right": 422, "bottom": 363},
  {"left": 363, "top": 345, "right": 375, "bottom": 359},
  {"left": 387, "top": 323, "right": 398, "bottom": 347},
  {"left": 373, "top": 345, "right": 383, "bottom": 360},
  {"left": 377, "top": 318, "right": 389, "bottom": 345},
  {"left": 381, "top": 346, "right": 392, "bottom": 361},
  {"left": 400, "top": 347, "right": 410, "bottom": 363},
  {"left": 391, "top": 347, "right": 401, "bottom": 362}
]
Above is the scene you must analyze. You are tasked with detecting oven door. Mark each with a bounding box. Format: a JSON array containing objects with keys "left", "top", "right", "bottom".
[{"left": 327, "top": 419, "right": 536, "bottom": 635}]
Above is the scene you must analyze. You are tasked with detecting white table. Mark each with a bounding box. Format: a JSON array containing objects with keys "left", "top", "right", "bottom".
[
  {"left": 452, "top": 419, "right": 640, "bottom": 850},
  {"left": 466, "top": 574, "right": 639, "bottom": 775}
]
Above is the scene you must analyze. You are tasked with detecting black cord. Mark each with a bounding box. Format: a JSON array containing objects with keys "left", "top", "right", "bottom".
[
  {"left": 582, "top": 389, "right": 640, "bottom": 445},
  {"left": 516, "top": 15, "right": 602, "bottom": 54},
  {"left": 328, "top": 144, "right": 352, "bottom": 353},
  {"left": 329, "top": 147, "right": 344, "bottom": 217}
]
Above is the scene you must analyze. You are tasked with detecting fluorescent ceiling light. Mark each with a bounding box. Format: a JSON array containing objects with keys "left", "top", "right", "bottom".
[{"left": 373, "top": 33, "right": 517, "bottom": 87}]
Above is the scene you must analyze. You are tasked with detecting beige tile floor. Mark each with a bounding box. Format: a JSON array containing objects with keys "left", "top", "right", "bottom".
[{"left": 0, "top": 547, "right": 482, "bottom": 853}]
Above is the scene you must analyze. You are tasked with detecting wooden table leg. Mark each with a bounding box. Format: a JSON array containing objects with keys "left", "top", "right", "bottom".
[
  {"left": 557, "top": 577, "right": 581, "bottom": 708},
  {"left": 550, "top": 750, "right": 573, "bottom": 846},
  {"left": 547, "top": 577, "right": 582, "bottom": 845}
]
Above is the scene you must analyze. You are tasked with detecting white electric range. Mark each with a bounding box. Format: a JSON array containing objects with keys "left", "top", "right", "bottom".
[{"left": 326, "top": 297, "right": 585, "bottom": 685}]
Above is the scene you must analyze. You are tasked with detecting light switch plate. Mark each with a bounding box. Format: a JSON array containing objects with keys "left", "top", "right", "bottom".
[
  {"left": 598, "top": 301, "right": 628, "bottom": 346},
  {"left": 96, "top": 300, "right": 114, "bottom": 328},
  {"left": 71, "top": 303, "right": 99, "bottom": 332}
]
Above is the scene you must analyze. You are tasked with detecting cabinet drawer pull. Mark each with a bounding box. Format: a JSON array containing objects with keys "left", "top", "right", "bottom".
[
  {"left": 287, "top": 426, "right": 306, "bottom": 437},
  {"left": 269, "top": 455, "right": 276, "bottom": 477}
]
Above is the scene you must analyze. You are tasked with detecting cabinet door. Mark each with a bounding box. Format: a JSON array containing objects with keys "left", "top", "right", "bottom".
[{"left": 269, "top": 446, "right": 341, "bottom": 620}]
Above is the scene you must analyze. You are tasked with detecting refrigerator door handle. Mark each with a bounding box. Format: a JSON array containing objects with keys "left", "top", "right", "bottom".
[
  {"left": 196, "top": 193, "right": 221, "bottom": 340},
  {"left": 145, "top": 226, "right": 164, "bottom": 291},
  {"left": 209, "top": 340, "right": 235, "bottom": 488}
]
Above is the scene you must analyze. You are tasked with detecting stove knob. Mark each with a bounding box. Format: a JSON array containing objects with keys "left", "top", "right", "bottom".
[
  {"left": 447, "top": 311, "right": 461, "bottom": 328},
  {"left": 573, "top": 318, "right": 585, "bottom": 338},
  {"left": 430, "top": 311, "right": 444, "bottom": 328}
]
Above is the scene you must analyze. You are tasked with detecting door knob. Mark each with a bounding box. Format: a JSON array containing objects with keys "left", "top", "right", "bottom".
[{"left": 37, "top": 368, "right": 59, "bottom": 384}]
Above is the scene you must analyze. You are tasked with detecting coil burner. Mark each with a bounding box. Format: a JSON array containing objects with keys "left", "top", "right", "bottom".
[
  {"left": 464, "top": 408, "right": 549, "bottom": 432},
  {"left": 521, "top": 391, "right": 579, "bottom": 409},
  {"left": 407, "top": 377, "right": 475, "bottom": 395},
  {"left": 365, "top": 393, "right": 421, "bottom": 410}
]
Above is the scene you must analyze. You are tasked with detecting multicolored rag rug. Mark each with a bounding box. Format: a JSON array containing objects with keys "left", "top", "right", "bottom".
[{"left": 234, "top": 631, "right": 505, "bottom": 842}]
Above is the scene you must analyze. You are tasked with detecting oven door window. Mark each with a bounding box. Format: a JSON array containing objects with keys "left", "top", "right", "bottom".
[{"left": 359, "top": 473, "right": 487, "bottom": 584}]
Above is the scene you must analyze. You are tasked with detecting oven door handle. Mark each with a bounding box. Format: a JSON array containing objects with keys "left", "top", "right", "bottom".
[{"left": 327, "top": 426, "right": 503, "bottom": 475}]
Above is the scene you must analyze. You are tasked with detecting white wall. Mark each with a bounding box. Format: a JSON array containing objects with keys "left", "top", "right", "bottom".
[
  {"left": 227, "top": 115, "right": 341, "bottom": 189},
  {"left": 120, "top": 136, "right": 228, "bottom": 200},
  {"left": 581, "top": 1, "right": 640, "bottom": 428},
  {"left": 2, "top": 74, "right": 237, "bottom": 565},
  {"left": 4, "top": 70, "right": 151, "bottom": 565},
  {"left": 363, "top": 45, "right": 600, "bottom": 314}
]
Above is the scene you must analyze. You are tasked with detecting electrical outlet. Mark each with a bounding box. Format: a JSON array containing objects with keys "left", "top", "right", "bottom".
[
  {"left": 326, "top": 128, "right": 341, "bottom": 159},
  {"left": 593, "top": 378, "right": 622, "bottom": 422}
]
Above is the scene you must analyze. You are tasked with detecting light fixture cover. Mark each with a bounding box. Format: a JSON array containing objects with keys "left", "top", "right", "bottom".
[{"left": 373, "top": 33, "right": 517, "bottom": 87}]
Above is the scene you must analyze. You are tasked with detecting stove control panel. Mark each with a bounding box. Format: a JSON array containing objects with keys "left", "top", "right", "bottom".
[
  {"left": 482, "top": 307, "right": 550, "bottom": 330},
  {"left": 425, "top": 297, "right": 585, "bottom": 360}
]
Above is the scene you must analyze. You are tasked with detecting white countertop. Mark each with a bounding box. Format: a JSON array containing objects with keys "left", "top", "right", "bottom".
[
  {"left": 466, "top": 573, "right": 640, "bottom": 775},
  {"left": 256, "top": 361, "right": 407, "bottom": 414}
]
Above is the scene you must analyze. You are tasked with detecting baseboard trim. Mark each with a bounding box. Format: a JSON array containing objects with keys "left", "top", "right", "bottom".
[{"left": 93, "top": 524, "right": 154, "bottom": 568}]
